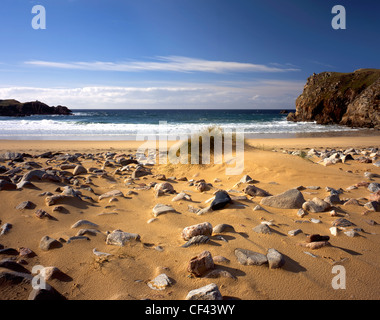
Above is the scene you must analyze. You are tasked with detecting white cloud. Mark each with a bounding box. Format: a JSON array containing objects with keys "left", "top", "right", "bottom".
[
  {"left": 0, "top": 80, "right": 304, "bottom": 109},
  {"left": 24, "top": 56, "right": 300, "bottom": 74}
]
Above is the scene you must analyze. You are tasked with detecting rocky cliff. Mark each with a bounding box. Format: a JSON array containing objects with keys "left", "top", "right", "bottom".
[
  {"left": 287, "top": 69, "right": 380, "bottom": 129},
  {"left": 0, "top": 99, "right": 72, "bottom": 117}
]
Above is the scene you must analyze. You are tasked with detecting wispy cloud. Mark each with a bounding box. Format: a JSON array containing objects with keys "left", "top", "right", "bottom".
[
  {"left": 0, "top": 80, "right": 304, "bottom": 109},
  {"left": 25, "top": 56, "right": 300, "bottom": 74}
]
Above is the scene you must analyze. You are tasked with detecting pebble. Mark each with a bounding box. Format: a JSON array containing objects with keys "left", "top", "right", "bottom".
[
  {"left": 332, "top": 218, "right": 355, "bottom": 227},
  {"left": 267, "top": 248, "right": 285, "bottom": 269},
  {"left": 260, "top": 188, "right": 305, "bottom": 209},
  {"left": 329, "top": 227, "right": 338, "bottom": 236},
  {"left": 171, "top": 192, "right": 191, "bottom": 202},
  {"left": 344, "top": 230, "right": 358, "bottom": 237},
  {"left": 234, "top": 248, "right": 268, "bottom": 266},
  {"left": 212, "top": 223, "right": 235, "bottom": 233},
  {"left": 187, "top": 250, "right": 215, "bottom": 276},
  {"left": 98, "top": 189, "right": 124, "bottom": 200},
  {"left": 0, "top": 223, "right": 12, "bottom": 236},
  {"left": 71, "top": 219, "right": 99, "bottom": 229},
  {"left": 152, "top": 203, "right": 176, "bottom": 217},
  {"left": 210, "top": 190, "right": 232, "bottom": 210},
  {"left": 244, "top": 185, "right": 271, "bottom": 197},
  {"left": 253, "top": 223, "right": 271, "bottom": 234},
  {"left": 181, "top": 235, "right": 210, "bottom": 248},
  {"left": 147, "top": 273, "right": 173, "bottom": 290},
  {"left": 105, "top": 229, "right": 140, "bottom": 246},
  {"left": 75, "top": 228, "right": 101, "bottom": 236},
  {"left": 310, "top": 218, "right": 321, "bottom": 224},
  {"left": 39, "top": 236, "right": 62, "bottom": 251},
  {"left": 185, "top": 283, "right": 222, "bottom": 300},
  {"left": 181, "top": 222, "right": 213, "bottom": 241},
  {"left": 35, "top": 209, "right": 53, "bottom": 219},
  {"left": 302, "top": 197, "right": 331, "bottom": 213},
  {"left": 297, "top": 241, "right": 330, "bottom": 250},
  {"left": 93, "top": 248, "right": 112, "bottom": 257},
  {"left": 288, "top": 229, "right": 302, "bottom": 236},
  {"left": 15, "top": 201, "right": 35, "bottom": 210}
]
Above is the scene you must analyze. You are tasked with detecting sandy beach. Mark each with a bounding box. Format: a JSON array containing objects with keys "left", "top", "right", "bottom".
[{"left": 1, "top": 134, "right": 380, "bottom": 300}]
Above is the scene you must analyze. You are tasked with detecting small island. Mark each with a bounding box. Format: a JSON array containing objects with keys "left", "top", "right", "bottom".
[{"left": 0, "top": 99, "right": 72, "bottom": 117}]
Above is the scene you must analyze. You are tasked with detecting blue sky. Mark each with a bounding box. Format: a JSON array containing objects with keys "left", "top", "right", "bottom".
[{"left": 0, "top": 0, "right": 379, "bottom": 109}]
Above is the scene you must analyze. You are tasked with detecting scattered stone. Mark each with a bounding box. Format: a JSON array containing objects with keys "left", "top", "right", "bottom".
[
  {"left": 210, "top": 190, "right": 231, "bottom": 210},
  {"left": 196, "top": 205, "right": 213, "bottom": 215},
  {"left": 71, "top": 219, "right": 98, "bottom": 229},
  {"left": 240, "top": 174, "right": 256, "bottom": 184},
  {"left": 93, "top": 248, "right": 112, "bottom": 257},
  {"left": 260, "top": 188, "right": 305, "bottom": 209},
  {"left": 244, "top": 185, "right": 271, "bottom": 197},
  {"left": 212, "top": 224, "right": 235, "bottom": 233},
  {"left": 0, "top": 223, "right": 12, "bottom": 235},
  {"left": 368, "top": 183, "right": 380, "bottom": 193},
  {"left": 39, "top": 236, "right": 62, "bottom": 251},
  {"left": 154, "top": 182, "right": 176, "bottom": 194},
  {"left": 253, "top": 223, "right": 271, "bottom": 234},
  {"left": 45, "top": 194, "right": 68, "bottom": 206},
  {"left": 187, "top": 250, "right": 215, "bottom": 276},
  {"left": 297, "top": 241, "right": 330, "bottom": 250},
  {"left": 344, "top": 230, "right": 358, "bottom": 237},
  {"left": 98, "top": 189, "right": 123, "bottom": 200},
  {"left": 302, "top": 197, "right": 331, "bottom": 213},
  {"left": 324, "top": 194, "right": 342, "bottom": 205},
  {"left": 252, "top": 204, "right": 266, "bottom": 211},
  {"left": 204, "top": 269, "right": 236, "bottom": 280},
  {"left": 105, "top": 229, "right": 140, "bottom": 246},
  {"left": 0, "top": 247, "right": 19, "bottom": 255},
  {"left": 181, "top": 222, "right": 213, "bottom": 241},
  {"left": 35, "top": 209, "right": 53, "bottom": 219},
  {"left": 73, "top": 165, "right": 87, "bottom": 175},
  {"left": 234, "top": 248, "right": 268, "bottom": 266},
  {"left": 147, "top": 273, "right": 173, "bottom": 290},
  {"left": 369, "top": 191, "right": 380, "bottom": 202},
  {"left": 364, "top": 201, "right": 380, "bottom": 212},
  {"left": 297, "top": 208, "right": 306, "bottom": 218},
  {"left": 310, "top": 218, "right": 321, "bottom": 224},
  {"left": 343, "top": 198, "right": 360, "bottom": 206},
  {"left": 266, "top": 248, "right": 285, "bottom": 269},
  {"left": 152, "top": 203, "right": 176, "bottom": 217},
  {"left": 172, "top": 192, "right": 191, "bottom": 202},
  {"left": 185, "top": 283, "right": 222, "bottom": 300},
  {"left": 329, "top": 227, "right": 338, "bottom": 236},
  {"left": 75, "top": 228, "right": 101, "bottom": 237},
  {"left": 332, "top": 218, "right": 355, "bottom": 227},
  {"left": 307, "top": 234, "right": 330, "bottom": 242},
  {"left": 288, "top": 229, "right": 302, "bottom": 236},
  {"left": 0, "top": 179, "right": 17, "bottom": 191},
  {"left": 182, "top": 235, "right": 210, "bottom": 248},
  {"left": 15, "top": 201, "right": 35, "bottom": 210}
]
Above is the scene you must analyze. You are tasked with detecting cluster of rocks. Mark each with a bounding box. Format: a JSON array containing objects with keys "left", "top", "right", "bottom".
[
  {"left": 1, "top": 146, "right": 380, "bottom": 300},
  {"left": 280, "top": 147, "right": 380, "bottom": 167}
]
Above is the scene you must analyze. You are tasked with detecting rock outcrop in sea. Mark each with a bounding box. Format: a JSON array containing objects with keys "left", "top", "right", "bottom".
[
  {"left": 287, "top": 69, "right": 380, "bottom": 129},
  {"left": 0, "top": 99, "right": 72, "bottom": 117}
]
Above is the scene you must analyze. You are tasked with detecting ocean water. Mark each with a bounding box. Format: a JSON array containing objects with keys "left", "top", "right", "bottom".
[{"left": 0, "top": 109, "right": 361, "bottom": 140}]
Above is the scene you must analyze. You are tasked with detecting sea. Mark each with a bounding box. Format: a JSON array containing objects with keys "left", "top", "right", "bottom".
[{"left": 0, "top": 109, "right": 363, "bottom": 140}]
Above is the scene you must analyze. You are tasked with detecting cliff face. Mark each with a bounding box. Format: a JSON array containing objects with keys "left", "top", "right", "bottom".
[
  {"left": 287, "top": 69, "right": 380, "bottom": 129},
  {"left": 0, "top": 100, "right": 72, "bottom": 117}
]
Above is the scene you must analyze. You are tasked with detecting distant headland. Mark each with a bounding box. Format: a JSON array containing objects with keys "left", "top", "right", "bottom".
[
  {"left": 287, "top": 68, "right": 380, "bottom": 129},
  {"left": 0, "top": 99, "right": 72, "bottom": 117}
]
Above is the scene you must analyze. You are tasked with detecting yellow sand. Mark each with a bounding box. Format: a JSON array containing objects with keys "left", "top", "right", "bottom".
[{"left": 0, "top": 135, "right": 379, "bottom": 300}]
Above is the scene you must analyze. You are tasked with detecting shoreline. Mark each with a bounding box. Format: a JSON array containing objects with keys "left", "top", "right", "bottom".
[{"left": 0, "top": 131, "right": 379, "bottom": 153}]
